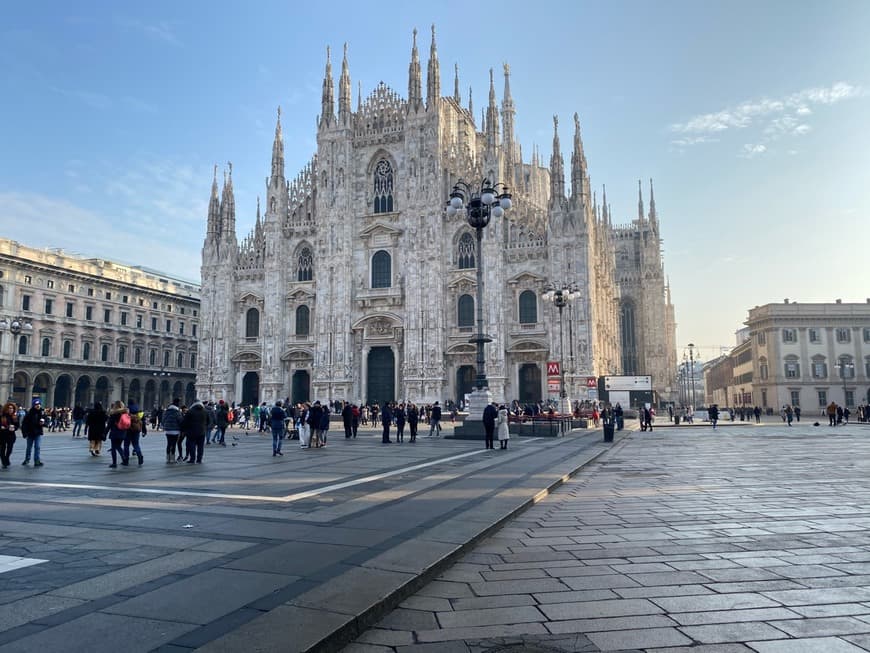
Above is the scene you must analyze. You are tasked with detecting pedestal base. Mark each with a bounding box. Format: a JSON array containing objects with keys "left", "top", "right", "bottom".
[
  {"left": 452, "top": 388, "right": 494, "bottom": 441},
  {"left": 559, "top": 394, "right": 573, "bottom": 416}
]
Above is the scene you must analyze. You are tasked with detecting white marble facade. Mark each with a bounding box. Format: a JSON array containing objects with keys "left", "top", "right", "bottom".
[{"left": 197, "top": 30, "right": 676, "bottom": 407}]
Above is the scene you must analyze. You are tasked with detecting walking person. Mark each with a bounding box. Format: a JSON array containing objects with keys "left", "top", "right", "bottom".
[
  {"left": 395, "top": 403, "right": 406, "bottom": 443},
  {"left": 270, "top": 400, "right": 287, "bottom": 456},
  {"left": 298, "top": 402, "right": 311, "bottom": 448},
  {"left": 428, "top": 401, "right": 442, "bottom": 437},
  {"left": 214, "top": 400, "right": 229, "bottom": 446},
  {"left": 123, "top": 400, "right": 145, "bottom": 466},
  {"left": 497, "top": 403, "right": 510, "bottom": 450},
  {"left": 342, "top": 401, "right": 353, "bottom": 439},
  {"left": 163, "top": 397, "right": 183, "bottom": 464},
  {"left": 381, "top": 401, "right": 393, "bottom": 443},
  {"left": 71, "top": 404, "right": 85, "bottom": 438},
  {"left": 0, "top": 401, "right": 19, "bottom": 469},
  {"left": 205, "top": 402, "right": 217, "bottom": 444},
  {"left": 407, "top": 403, "right": 419, "bottom": 442},
  {"left": 21, "top": 398, "right": 45, "bottom": 467},
  {"left": 350, "top": 403, "right": 360, "bottom": 438},
  {"left": 482, "top": 401, "right": 498, "bottom": 450},
  {"left": 107, "top": 401, "right": 130, "bottom": 468},
  {"left": 86, "top": 402, "right": 107, "bottom": 456},
  {"left": 181, "top": 400, "right": 207, "bottom": 464},
  {"left": 785, "top": 404, "right": 794, "bottom": 426},
  {"left": 708, "top": 403, "right": 720, "bottom": 430},
  {"left": 318, "top": 403, "right": 330, "bottom": 447},
  {"left": 754, "top": 405, "right": 761, "bottom": 424},
  {"left": 309, "top": 401, "right": 323, "bottom": 448}
]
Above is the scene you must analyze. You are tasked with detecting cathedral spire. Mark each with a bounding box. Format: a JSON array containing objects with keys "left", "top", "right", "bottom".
[
  {"left": 320, "top": 45, "right": 334, "bottom": 128},
  {"left": 570, "top": 112, "right": 588, "bottom": 201},
  {"left": 408, "top": 28, "right": 422, "bottom": 111},
  {"left": 426, "top": 24, "right": 441, "bottom": 109},
  {"left": 207, "top": 164, "right": 221, "bottom": 237},
  {"left": 357, "top": 81, "right": 362, "bottom": 112},
  {"left": 601, "top": 184, "right": 608, "bottom": 223},
  {"left": 649, "top": 178, "right": 658, "bottom": 225},
  {"left": 467, "top": 86, "right": 473, "bottom": 123},
  {"left": 549, "top": 115, "right": 565, "bottom": 203},
  {"left": 453, "top": 63, "right": 461, "bottom": 104},
  {"left": 485, "top": 68, "right": 499, "bottom": 150},
  {"left": 338, "top": 43, "right": 352, "bottom": 122},
  {"left": 220, "top": 162, "right": 236, "bottom": 241},
  {"left": 637, "top": 179, "right": 644, "bottom": 222},
  {"left": 271, "top": 106, "right": 284, "bottom": 181},
  {"left": 501, "top": 63, "right": 516, "bottom": 181}
]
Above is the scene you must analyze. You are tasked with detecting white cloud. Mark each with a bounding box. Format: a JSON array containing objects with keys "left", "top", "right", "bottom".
[
  {"left": 669, "top": 81, "right": 864, "bottom": 152},
  {"left": 739, "top": 144, "right": 767, "bottom": 158}
]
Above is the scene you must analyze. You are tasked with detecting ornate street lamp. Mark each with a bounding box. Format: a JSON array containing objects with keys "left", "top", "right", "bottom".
[
  {"left": 446, "top": 178, "right": 512, "bottom": 416},
  {"left": 542, "top": 283, "right": 580, "bottom": 414},
  {"left": 0, "top": 317, "right": 33, "bottom": 402},
  {"left": 687, "top": 343, "right": 696, "bottom": 408}
]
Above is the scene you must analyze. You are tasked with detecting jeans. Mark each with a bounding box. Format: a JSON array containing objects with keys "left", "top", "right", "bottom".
[
  {"left": 428, "top": 420, "right": 441, "bottom": 436},
  {"left": 109, "top": 436, "right": 126, "bottom": 465},
  {"left": 271, "top": 424, "right": 284, "bottom": 453},
  {"left": 206, "top": 426, "right": 214, "bottom": 444},
  {"left": 123, "top": 431, "right": 143, "bottom": 461},
  {"left": 215, "top": 425, "right": 227, "bottom": 444},
  {"left": 24, "top": 435, "right": 42, "bottom": 462},
  {"left": 188, "top": 434, "right": 205, "bottom": 463},
  {"left": 382, "top": 423, "right": 391, "bottom": 443},
  {"left": 72, "top": 419, "right": 84, "bottom": 437},
  {"left": 0, "top": 432, "right": 15, "bottom": 466},
  {"left": 165, "top": 433, "right": 179, "bottom": 457}
]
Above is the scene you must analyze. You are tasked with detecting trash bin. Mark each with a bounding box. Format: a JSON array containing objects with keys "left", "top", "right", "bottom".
[
  {"left": 603, "top": 423, "right": 615, "bottom": 443},
  {"left": 674, "top": 415, "right": 680, "bottom": 425}
]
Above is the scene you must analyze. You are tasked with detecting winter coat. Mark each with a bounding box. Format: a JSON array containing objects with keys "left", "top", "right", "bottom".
[
  {"left": 163, "top": 404, "right": 183, "bottom": 433},
  {"left": 270, "top": 405, "right": 287, "bottom": 428},
  {"left": 21, "top": 407, "right": 45, "bottom": 438},
  {"left": 497, "top": 408, "right": 510, "bottom": 441},
  {"left": 215, "top": 404, "right": 230, "bottom": 427},
  {"left": 107, "top": 406, "right": 129, "bottom": 440},
  {"left": 180, "top": 402, "right": 207, "bottom": 438},
  {"left": 86, "top": 407, "right": 108, "bottom": 441},
  {"left": 319, "top": 408, "right": 330, "bottom": 431}
]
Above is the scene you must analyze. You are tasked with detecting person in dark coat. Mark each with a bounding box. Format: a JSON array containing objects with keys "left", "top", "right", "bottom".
[
  {"left": 482, "top": 402, "right": 498, "bottom": 450},
  {"left": 21, "top": 398, "right": 45, "bottom": 466},
  {"left": 381, "top": 401, "right": 393, "bottom": 443},
  {"left": 407, "top": 403, "right": 419, "bottom": 442},
  {"left": 269, "top": 400, "right": 287, "bottom": 456},
  {"left": 180, "top": 401, "right": 208, "bottom": 464},
  {"left": 86, "top": 402, "right": 107, "bottom": 456},
  {"left": 318, "top": 405, "right": 330, "bottom": 446},
  {"left": 395, "top": 403, "right": 406, "bottom": 443},
  {"left": 0, "top": 401, "right": 19, "bottom": 469},
  {"left": 350, "top": 404, "right": 360, "bottom": 438},
  {"left": 106, "top": 401, "right": 129, "bottom": 468},
  {"left": 341, "top": 401, "right": 353, "bottom": 439},
  {"left": 308, "top": 401, "right": 323, "bottom": 447}
]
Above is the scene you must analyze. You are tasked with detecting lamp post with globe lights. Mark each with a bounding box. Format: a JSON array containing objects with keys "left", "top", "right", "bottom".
[
  {"left": 542, "top": 283, "right": 580, "bottom": 414},
  {"left": 446, "top": 178, "right": 512, "bottom": 422},
  {"left": 0, "top": 317, "right": 33, "bottom": 402}
]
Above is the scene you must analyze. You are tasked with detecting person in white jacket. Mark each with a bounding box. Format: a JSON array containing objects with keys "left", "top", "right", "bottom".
[{"left": 497, "top": 404, "right": 510, "bottom": 450}]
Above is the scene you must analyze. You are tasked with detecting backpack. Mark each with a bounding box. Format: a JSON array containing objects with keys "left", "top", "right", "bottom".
[
  {"left": 117, "top": 412, "right": 131, "bottom": 430},
  {"left": 129, "top": 413, "right": 142, "bottom": 432}
]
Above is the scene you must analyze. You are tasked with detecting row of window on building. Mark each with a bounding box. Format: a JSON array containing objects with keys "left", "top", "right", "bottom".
[
  {"left": 13, "top": 276, "right": 197, "bottom": 313},
  {"left": 13, "top": 334, "right": 195, "bottom": 370},
  {"left": 760, "top": 327, "right": 870, "bottom": 345},
  {"left": 758, "top": 355, "right": 867, "bottom": 380}
]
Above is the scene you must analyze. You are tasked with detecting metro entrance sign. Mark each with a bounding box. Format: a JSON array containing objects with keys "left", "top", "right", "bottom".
[
  {"left": 546, "top": 361, "right": 560, "bottom": 377},
  {"left": 547, "top": 379, "right": 561, "bottom": 393},
  {"left": 585, "top": 376, "right": 597, "bottom": 388}
]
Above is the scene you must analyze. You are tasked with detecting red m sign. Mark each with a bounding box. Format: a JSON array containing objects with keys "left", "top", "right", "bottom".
[{"left": 547, "top": 361, "right": 560, "bottom": 377}]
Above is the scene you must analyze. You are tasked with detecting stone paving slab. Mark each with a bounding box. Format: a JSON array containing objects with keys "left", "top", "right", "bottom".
[{"left": 344, "top": 424, "right": 870, "bottom": 652}]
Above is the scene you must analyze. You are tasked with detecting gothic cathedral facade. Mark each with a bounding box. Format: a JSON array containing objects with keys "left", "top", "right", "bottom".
[{"left": 197, "top": 29, "right": 677, "bottom": 408}]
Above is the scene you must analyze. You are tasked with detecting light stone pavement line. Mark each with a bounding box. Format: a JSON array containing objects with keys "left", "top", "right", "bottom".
[{"left": 0, "top": 438, "right": 543, "bottom": 505}]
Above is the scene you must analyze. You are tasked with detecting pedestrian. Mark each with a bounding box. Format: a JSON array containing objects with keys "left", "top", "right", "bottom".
[
  {"left": 785, "top": 404, "right": 794, "bottom": 426},
  {"left": 342, "top": 401, "right": 353, "bottom": 439},
  {"left": 483, "top": 401, "right": 498, "bottom": 449},
  {"left": 827, "top": 401, "right": 837, "bottom": 426},
  {"left": 708, "top": 404, "right": 719, "bottom": 430},
  {"left": 395, "top": 403, "right": 406, "bottom": 443},
  {"left": 86, "top": 402, "right": 107, "bottom": 456},
  {"left": 318, "top": 403, "right": 330, "bottom": 447},
  {"left": 163, "top": 397, "right": 183, "bottom": 464},
  {"left": 72, "top": 403, "right": 85, "bottom": 438},
  {"left": 107, "top": 401, "right": 130, "bottom": 468},
  {"left": 381, "top": 401, "right": 393, "bottom": 443},
  {"left": 497, "top": 403, "right": 510, "bottom": 450},
  {"left": 215, "top": 400, "right": 229, "bottom": 445},
  {"left": 351, "top": 403, "right": 360, "bottom": 438},
  {"left": 309, "top": 401, "right": 323, "bottom": 447},
  {"left": 407, "top": 403, "right": 419, "bottom": 442},
  {"left": 428, "top": 401, "right": 442, "bottom": 437},
  {"left": 21, "top": 398, "right": 45, "bottom": 467},
  {"left": 754, "top": 405, "right": 761, "bottom": 423},
  {"left": 270, "top": 400, "right": 287, "bottom": 456},
  {"left": 0, "top": 401, "right": 19, "bottom": 469},
  {"left": 181, "top": 400, "right": 207, "bottom": 464},
  {"left": 123, "top": 400, "right": 145, "bottom": 466},
  {"left": 298, "top": 402, "right": 311, "bottom": 448}
]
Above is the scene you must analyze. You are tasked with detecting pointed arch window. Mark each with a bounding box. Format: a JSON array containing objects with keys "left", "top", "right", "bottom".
[
  {"left": 297, "top": 247, "right": 313, "bottom": 281},
  {"left": 373, "top": 159, "right": 394, "bottom": 213},
  {"left": 458, "top": 294, "right": 474, "bottom": 328},
  {"left": 519, "top": 290, "right": 537, "bottom": 324},
  {"left": 457, "top": 232, "right": 475, "bottom": 269},
  {"left": 245, "top": 307, "right": 260, "bottom": 338},
  {"left": 296, "top": 305, "right": 310, "bottom": 336},
  {"left": 371, "top": 250, "right": 392, "bottom": 288}
]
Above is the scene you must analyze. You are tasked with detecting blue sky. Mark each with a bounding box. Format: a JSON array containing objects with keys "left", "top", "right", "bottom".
[{"left": 1, "top": 0, "right": 868, "bottom": 361}]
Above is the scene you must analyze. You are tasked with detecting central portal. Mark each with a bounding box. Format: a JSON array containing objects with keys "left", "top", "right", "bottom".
[{"left": 367, "top": 346, "right": 395, "bottom": 406}]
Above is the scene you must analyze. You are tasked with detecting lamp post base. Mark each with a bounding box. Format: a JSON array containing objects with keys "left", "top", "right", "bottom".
[
  {"left": 464, "top": 387, "right": 493, "bottom": 421},
  {"left": 559, "top": 394, "right": 573, "bottom": 416}
]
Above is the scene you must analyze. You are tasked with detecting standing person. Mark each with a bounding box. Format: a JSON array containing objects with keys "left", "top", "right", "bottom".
[
  {"left": 708, "top": 404, "right": 720, "bottom": 430},
  {"left": 318, "top": 403, "right": 330, "bottom": 447},
  {"left": 407, "top": 403, "right": 419, "bottom": 442},
  {"left": 381, "top": 401, "right": 393, "bottom": 444},
  {"left": 181, "top": 400, "right": 207, "bottom": 464},
  {"left": 163, "top": 397, "right": 183, "bottom": 464},
  {"left": 497, "top": 403, "right": 510, "bottom": 450},
  {"left": 21, "top": 398, "right": 45, "bottom": 467},
  {"left": 86, "top": 402, "right": 107, "bottom": 456},
  {"left": 827, "top": 401, "right": 837, "bottom": 426},
  {"left": 482, "top": 401, "right": 498, "bottom": 450},
  {"left": 298, "top": 402, "right": 311, "bottom": 448},
  {"left": 342, "top": 401, "right": 353, "bottom": 439},
  {"left": 106, "top": 401, "right": 130, "bottom": 469},
  {"left": 614, "top": 403, "right": 624, "bottom": 431},
  {"left": 214, "top": 400, "right": 229, "bottom": 446},
  {"left": 428, "top": 401, "right": 442, "bottom": 437},
  {"left": 395, "top": 403, "right": 406, "bottom": 443},
  {"left": 785, "top": 404, "right": 794, "bottom": 426},
  {"left": 794, "top": 405, "right": 801, "bottom": 422},
  {"left": 123, "top": 400, "right": 145, "bottom": 466},
  {"left": 754, "top": 405, "right": 761, "bottom": 424},
  {"left": 72, "top": 404, "right": 85, "bottom": 438},
  {"left": 0, "top": 401, "right": 19, "bottom": 469},
  {"left": 205, "top": 402, "right": 217, "bottom": 444},
  {"left": 351, "top": 403, "right": 360, "bottom": 438},
  {"left": 270, "top": 400, "right": 287, "bottom": 456},
  {"left": 308, "top": 401, "right": 323, "bottom": 448},
  {"left": 641, "top": 405, "right": 653, "bottom": 432}
]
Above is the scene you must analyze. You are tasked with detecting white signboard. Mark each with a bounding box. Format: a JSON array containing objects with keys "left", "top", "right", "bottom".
[
  {"left": 608, "top": 390, "right": 629, "bottom": 406},
  {"left": 604, "top": 375, "right": 652, "bottom": 391}
]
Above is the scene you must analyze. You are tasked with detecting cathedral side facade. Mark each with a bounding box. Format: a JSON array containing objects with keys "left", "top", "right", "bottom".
[{"left": 197, "top": 30, "right": 676, "bottom": 408}]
